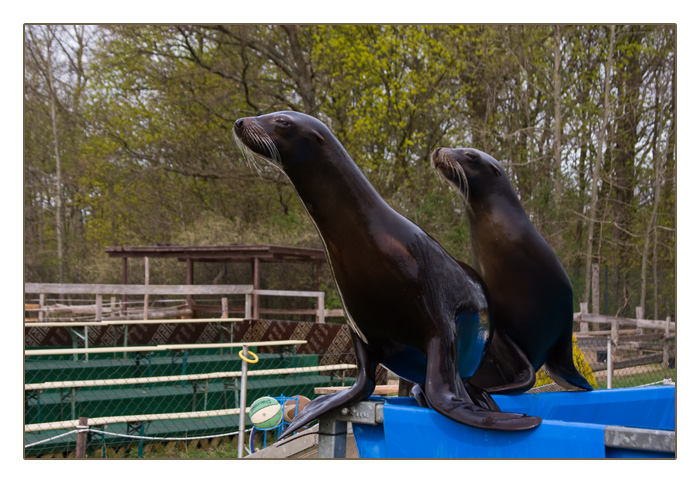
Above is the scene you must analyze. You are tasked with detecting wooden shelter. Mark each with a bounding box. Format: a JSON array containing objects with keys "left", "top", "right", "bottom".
[{"left": 105, "top": 245, "right": 328, "bottom": 318}]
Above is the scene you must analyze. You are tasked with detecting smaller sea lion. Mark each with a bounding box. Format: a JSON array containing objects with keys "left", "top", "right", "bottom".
[{"left": 432, "top": 147, "right": 593, "bottom": 394}]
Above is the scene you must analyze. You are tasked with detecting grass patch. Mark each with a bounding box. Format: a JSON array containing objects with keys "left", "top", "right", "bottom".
[{"left": 594, "top": 364, "right": 675, "bottom": 389}]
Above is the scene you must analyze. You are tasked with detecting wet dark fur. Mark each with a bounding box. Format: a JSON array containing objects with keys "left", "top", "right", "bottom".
[{"left": 234, "top": 112, "right": 542, "bottom": 437}]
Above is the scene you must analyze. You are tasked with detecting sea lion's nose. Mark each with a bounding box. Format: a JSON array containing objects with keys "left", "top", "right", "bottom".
[
  {"left": 435, "top": 148, "right": 441, "bottom": 155},
  {"left": 234, "top": 118, "right": 244, "bottom": 131}
]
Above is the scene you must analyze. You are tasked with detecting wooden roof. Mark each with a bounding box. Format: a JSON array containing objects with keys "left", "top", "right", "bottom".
[{"left": 105, "top": 245, "right": 327, "bottom": 264}]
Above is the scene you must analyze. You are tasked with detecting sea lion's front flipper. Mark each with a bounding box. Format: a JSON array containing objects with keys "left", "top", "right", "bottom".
[
  {"left": 424, "top": 337, "right": 541, "bottom": 431},
  {"left": 278, "top": 333, "right": 378, "bottom": 439},
  {"left": 468, "top": 331, "right": 536, "bottom": 395},
  {"left": 544, "top": 332, "right": 593, "bottom": 391},
  {"left": 410, "top": 384, "right": 430, "bottom": 408}
]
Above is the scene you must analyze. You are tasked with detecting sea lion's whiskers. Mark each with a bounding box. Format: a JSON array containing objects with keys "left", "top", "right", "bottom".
[
  {"left": 451, "top": 162, "right": 469, "bottom": 196},
  {"left": 434, "top": 155, "right": 469, "bottom": 199},
  {"left": 234, "top": 124, "right": 285, "bottom": 180},
  {"left": 233, "top": 131, "right": 260, "bottom": 172}
]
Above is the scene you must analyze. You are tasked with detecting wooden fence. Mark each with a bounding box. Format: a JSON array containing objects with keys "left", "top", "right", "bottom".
[
  {"left": 574, "top": 303, "right": 675, "bottom": 380},
  {"left": 24, "top": 283, "right": 343, "bottom": 324}
]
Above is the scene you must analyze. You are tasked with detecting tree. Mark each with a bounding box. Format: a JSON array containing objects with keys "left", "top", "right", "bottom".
[
  {"left": 584, "top": 25, "right": 616, "bottom": 310},
  {"left": 23, "top": 24, "right": 676, "bottom": 320}
]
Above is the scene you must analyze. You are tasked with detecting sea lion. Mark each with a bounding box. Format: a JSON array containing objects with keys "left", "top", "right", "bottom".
[
  {"left": 432, "top": 147, "right": 593, "bottom": 394},
  {"left": 234, "top": 111, "right": 541, "bottom": 436}
]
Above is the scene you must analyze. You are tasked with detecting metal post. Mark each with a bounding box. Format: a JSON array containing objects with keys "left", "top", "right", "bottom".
[
  {"left": 316, "top": 401, "right": 384, "bottom": 458},
  {"left": 71, "top": 388, "right": 76, "bottom": 420},
  {"left": 84, "top": 326, "right": 89, "bottom": 362},
  {"left": 75, "top": 416, "right": 88, "bottom": 458},
  {"left": 70, "top": 330, "right": 78, "bottom": 362},
  {"left": 101, "top": 426, "right": 106, "bottom": 458},
  {"left": 318, "top": 419, "right": 347, "bottom": 458},
  {"left": 237, "top": 345, "right": 249, "bottom": 458},
  {"left": 181, "top": 350, "right": 188, "bottom": 387},
  {"left": 123, "top": 324, "right": 129, "bottom": 360},
  {"left": 138, "top": 422, "right": 145, "bottom": 458},
  {"left": 607, "top": 337, "right": 613, "bottom": 389}
]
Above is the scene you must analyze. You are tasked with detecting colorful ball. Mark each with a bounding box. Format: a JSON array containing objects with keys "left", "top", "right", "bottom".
[{"left": 249, "top": 397, "right": 283, "bottom": 429}]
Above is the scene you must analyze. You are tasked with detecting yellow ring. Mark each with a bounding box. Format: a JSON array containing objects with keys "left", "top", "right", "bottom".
[{"left": 238, "top": 349, "right": 259, "bottom": 364}]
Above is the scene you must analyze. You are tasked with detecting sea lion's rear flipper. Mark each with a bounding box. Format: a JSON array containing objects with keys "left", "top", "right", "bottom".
[
  {"left": 463, "top": 380, "right": 501, "bottom": 412},
  {"left": 543, "top": 332, "right": 593, "bottom": 391},
  {"left": 412, "top": 383, "right": 496, "bottom": 412},
  {"left": 468, "top": 331, "right": 536, "bottom": 395},
  {"left": 278, "top": 333, "right": 378, "bottom": 440},
  {"left": 424, "top": 337, "right": 541, "bottom": 431}
]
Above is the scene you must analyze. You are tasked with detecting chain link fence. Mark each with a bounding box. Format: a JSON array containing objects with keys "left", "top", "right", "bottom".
[
  {"left": 24, "top": 338, "right": 360, "bottom": 458},
  {"left": 24, "top": 310, "right": 675, "bottom": 458},
  {"left": 574, "top": 333, "right": 676, "bottom": 390}
]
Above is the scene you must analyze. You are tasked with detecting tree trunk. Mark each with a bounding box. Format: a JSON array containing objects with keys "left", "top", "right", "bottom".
[
  {"left": 45, "top": 27, "right": 64, "bottom": 283},
  {"left": 584, "top": 25, "right": 615, "bottom": 305},
  {"left": 553, "top": 25, "right": 563, "bottom": 205}
]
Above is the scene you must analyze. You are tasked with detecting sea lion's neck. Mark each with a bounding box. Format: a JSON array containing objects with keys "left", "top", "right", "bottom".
[
  {"left": 285, "top": 145, "right": 389, "bottom": 239},
  {"left": 465, "top": 190, "right": 531, "bottom": 269},
  {"left": 465, "top": 187, "right": 526, "bottom": 225}
]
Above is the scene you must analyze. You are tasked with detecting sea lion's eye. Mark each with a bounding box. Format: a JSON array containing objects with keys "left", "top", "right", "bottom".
[
  {"left": 465, "top": 152, "right": 478, "bottom": 162},
  {"left": 275, "top": 118, "right": 292, "bottom": 128}
]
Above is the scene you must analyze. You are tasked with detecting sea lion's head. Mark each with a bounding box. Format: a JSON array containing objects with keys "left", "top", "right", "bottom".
[
  {"left": 431, "top": 147, "right": 504, "bottom": 203},
  {"left": 233, "top": 111, "right": 328, "bottom": 174}
]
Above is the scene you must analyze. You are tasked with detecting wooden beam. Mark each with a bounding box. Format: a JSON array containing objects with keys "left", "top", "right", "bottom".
[
  {"left": 121, "top": 258, "right": 128, "bottom": 315},
  {"left": 25, "top": 283, "right": 254, "bottom": 295},
  {"left": 592, "top": 263, "right": 600, "bottom": 315},
  {"left": 573, "top": 312, "right": 675, "bottom": 331},
  {"left": 186, "top": 258, "right": 194, "bottom": 308},
  {"left": 25, "top": 317, "right": 245, "bottom": 328},
  {"left": 314, "top": 385, "right": 398, "bottom": 396},
  {"left": 589, "top": 353, "right": 663, "bottom": 372},
  {"left": 254, "top": 289, "right": 325, "bottom": 297}
]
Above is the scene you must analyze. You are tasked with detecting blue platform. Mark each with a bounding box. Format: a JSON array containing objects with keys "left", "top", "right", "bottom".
[{"left": 351, "top": 386, "right": 675, "bottom": 458}]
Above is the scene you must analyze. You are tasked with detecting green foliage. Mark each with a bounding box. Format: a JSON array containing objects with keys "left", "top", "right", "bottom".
[{"left": 23, "top": 24, "right": 676, "bottom": 320}]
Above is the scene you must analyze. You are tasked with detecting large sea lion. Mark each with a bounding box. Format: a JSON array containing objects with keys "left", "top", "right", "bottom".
[
  {"left": 234, "top": 111, "right": 541, "bottom": 436},
  {"left": 432, "top": 147, "right": 593, "bottom": 394}
]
